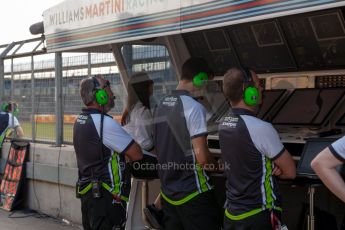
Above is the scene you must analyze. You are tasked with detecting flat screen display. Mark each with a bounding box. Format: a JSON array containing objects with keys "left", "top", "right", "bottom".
[
  {"left": 183, "top": 29, "right": 239, "bottom": 76},
  {"left": 257, "top": 90, "right": 286, "bottom": 120},
  {"left": 297, "top": 138, "right": 338, "bottom": 176},
  {"left": 227, "top": 20, "right": 297, "bottom": 73},
  {"left": 280, "top": 9, "right": 345, "bottom": 69},
  {"left": 272, "top": 88, "right": 345, "bottom": 125},
  {"left": 336, "top": 112, "right": 345, "bottom": 126}
]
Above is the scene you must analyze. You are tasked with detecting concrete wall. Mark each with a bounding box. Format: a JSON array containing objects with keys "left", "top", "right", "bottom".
[
  {"left": 1, "top": 141, "right": 81, "bottom": 224},
  {"left": 5, "top": 140, "right": 344, "bottom": 230},
  {"left": 0, "top": 141, "right": 161, "bottom": 229}
]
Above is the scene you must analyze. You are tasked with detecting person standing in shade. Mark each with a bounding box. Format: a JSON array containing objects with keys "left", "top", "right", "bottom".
[
  {"left": 311, "top": 136, "right": 345, "bottom": 203},
  {"left": 153, "top": 57, "right": 221, "bottom": 230},
  {"left": 219, "top": 67, "right": 296, "bottom": 230},
  {"left": 73, "top": 75, "right": 143, "bottom": 230},
  {"left": 121, "top": 72, "right": 164, "bottom": 229}
]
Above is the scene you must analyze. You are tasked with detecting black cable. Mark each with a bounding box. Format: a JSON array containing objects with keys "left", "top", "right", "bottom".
[
  {"left": 31, "top": 75, "right": 43, "bottom": 211},
  {"left": 56, "top": 126, "right": 63, "bottom": 218},
  {"left": 8, "top": 208, "right": 82, "bottom": 228},
  {"left": 9, "top": 77, "right": 78, "bottom": 226},
  {"left": 31, "top": 145, "right": 40, "bottom": 210},
  {"left": 100, "top": 105, "right": 105, "bottom": 161},
  {"left": 56, "top": 81, "right": 66, "bottom": 218},
  {"left": 8, "top": 209, "right": 38, "bottom": 218},
  {"left": 6, "top": 61, "right": 83, "bottom": 229}
]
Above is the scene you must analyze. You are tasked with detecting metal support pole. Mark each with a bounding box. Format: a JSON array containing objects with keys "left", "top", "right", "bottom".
[
  {"left": 88, "top": 52, "right": 92, "bottom": 77},
  {"left": 10, "top": 59, "right": 14, "bottom": 101},
  {"left": 308, "top": 186, "right": 315, "bottom": 230},
  {"left": 0, "top": 58, "right": 4, "bottom": 101},
  {"left": 11, "top": 59, "right": 15, "bottom": 138},
  {"left": 55, "top": 52, "right": 63, "bottom": 146},
  {"left": 122, "top": 45, "right": 133, "bottom": 77},
  {"left": 0, "top": 43, "right": 15, "bottom": 102},
  {"left": 141, "top": 180, "right": 149, "bottom": 226},
  {"left": 110, "top": 44, "right": 131, "bottom": 107},
  {"left": 116, "top": 44, "right": 132, "bottom": 109},
  {"left": 31, "top": 55, "right": 36, "bottom": 141}
]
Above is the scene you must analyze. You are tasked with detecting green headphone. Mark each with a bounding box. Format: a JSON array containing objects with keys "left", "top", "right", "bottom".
[
  {"left": 2, "top": 102, "right": 19, "bottom": 116},
  {"left": 1, "top": 103, "right": 8, "bottom": 112},
  {"left": 193, "top": 71, "right": 209, "bottom": 88},
  {"left": 241, "top": 68, "right": 259, "bottom": 106},
  {"left": 93, "top": 77, "right": 109, "bottom": 106}
]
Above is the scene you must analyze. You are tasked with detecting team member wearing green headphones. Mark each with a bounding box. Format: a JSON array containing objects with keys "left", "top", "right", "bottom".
[
  {"left": 219, "top": 67, "right": 296, "bottom": 230},
  {"left": 0, "top": 101, "right": 24, "bottom": 150},
  {"left": 153, "top": 57, "right": 221, "bottom": 230},
  {"left": 73, "top": 76, "right": 143, "bottom": 230}
]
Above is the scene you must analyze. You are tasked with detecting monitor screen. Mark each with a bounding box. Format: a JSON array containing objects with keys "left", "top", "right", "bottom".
[
  {"left": 297, "top": 138, "right": 337, "bottom": 176},
  {"left": 198, "top": 80, "right": 228, "bottom": 120},
  {"left": 257, "top": 89, "right": 286, "bottom": 120},
  {"left": 272, "top": 88, "right": 345, "bottom": 125},
  {"left": 336, "top": 112, "right": 345, "bottom": 126},
  {"left": 227, "top": 20, "right": 297, "bottom": 73},
  {"left": 280, "top": 9, "right": 345, "bottom": 69},
  {"left": 183, "top": 29, "right": 239, "bottom": 76}
]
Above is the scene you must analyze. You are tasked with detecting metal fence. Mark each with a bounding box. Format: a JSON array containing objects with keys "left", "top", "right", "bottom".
[{"left": 0, "top": 38, "right": 177, "bottom": 145}]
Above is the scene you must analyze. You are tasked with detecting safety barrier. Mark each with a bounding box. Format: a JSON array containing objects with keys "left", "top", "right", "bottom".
[{"left": 33, "top": 115, "right": 122, "bottom": 124}]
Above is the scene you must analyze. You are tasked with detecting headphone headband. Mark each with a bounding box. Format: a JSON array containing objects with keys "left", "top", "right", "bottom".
[
  {"left": 92, "top": 77, "right": 101, "bottom": 89},
  {"left": 240, "top": 67, "right": 259, "bottom": 106},
  {"left": 241, "top": 67, "right": 253, "bottom": 84}
]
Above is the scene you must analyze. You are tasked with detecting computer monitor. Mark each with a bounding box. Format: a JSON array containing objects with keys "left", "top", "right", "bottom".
[
  {"left": 257, "top": 89, "right": 286, "bottom": 120},
  {"left": 227, "top": 20, "right": 297, "bottom": 73},
  {"left": 183, "top": 30, "right": 239, "bottom": 76},
  {"left": 297, "top": 138, "right": 339, "bottom": 179},
  {"left": 272, "top": 88, "right": 345, "bottom": 125},
  {"left": 336, "top": 112, "right": 345, "bottom": 126},
  {"left": 280, "top": 9, "right": 345, "bottom": 70}
]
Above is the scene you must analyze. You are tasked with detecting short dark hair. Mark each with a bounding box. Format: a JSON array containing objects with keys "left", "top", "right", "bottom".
[
  {"left": 223, "top": 68, "right": 245, "bottom": 104},
  {"left": 181, "top": 57, "right": 211, "bottom": 81}
]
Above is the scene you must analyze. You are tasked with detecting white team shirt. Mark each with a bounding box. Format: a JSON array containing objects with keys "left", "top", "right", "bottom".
[
  {"left": 330, "top": 136, "right": 345, "bottom": 161},
  {"left": 123, "top": 102, "right": 154, "bottom": 151}
]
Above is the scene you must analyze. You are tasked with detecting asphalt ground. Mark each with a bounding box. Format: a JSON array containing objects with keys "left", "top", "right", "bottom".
[{"left": 0, "top": 209, "right": 82, "bottom": 230}]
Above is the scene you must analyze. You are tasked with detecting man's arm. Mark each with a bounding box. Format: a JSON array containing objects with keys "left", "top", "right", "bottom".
[
  {"left": 102, "top": 117, "right": 143, "bottom": 162},
  {"left": 11, "top": 116, "right": 23, "bottom": 138},
  {"left": 311, "top": 148, "right": 345, "bottom": 202},
  {"left": 192, "top": 136, "right": 213, "bottom": 167},
  {"left": 248, "top": 122, "right": 296, "bottom": 179},
  {"left": 15, "top": 126, "right": 24, "bottom": 138},
  {"left": 273, "top": 150, "right": 296, "bottom": 179},
  {"left": 125, "top": 142, "right": 143, "bottom": 162}
]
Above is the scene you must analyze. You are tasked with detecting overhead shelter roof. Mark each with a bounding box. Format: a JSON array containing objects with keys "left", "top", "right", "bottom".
[{"left": 43, "top": 0, "right": 345, "bottom": 52}]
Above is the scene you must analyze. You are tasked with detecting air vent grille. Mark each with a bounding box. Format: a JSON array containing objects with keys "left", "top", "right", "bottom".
[{"left": 315, "top": 75, "right": 345, "bottom": 88}]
